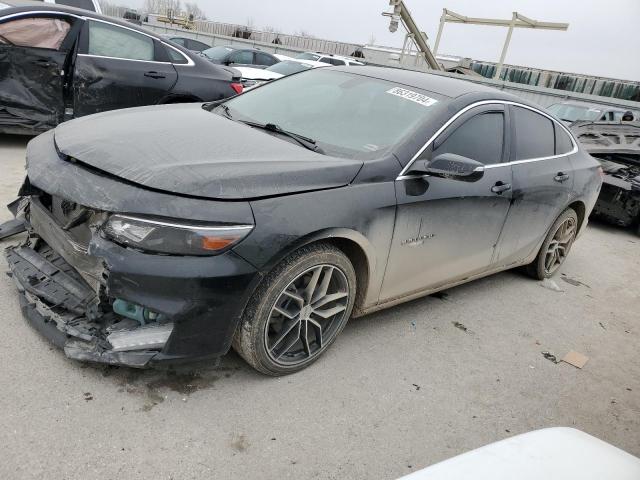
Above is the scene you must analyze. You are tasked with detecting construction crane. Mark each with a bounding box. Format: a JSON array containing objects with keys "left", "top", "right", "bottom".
[{"left": 382, "top": 0, "right": 441, "bottom": 70}]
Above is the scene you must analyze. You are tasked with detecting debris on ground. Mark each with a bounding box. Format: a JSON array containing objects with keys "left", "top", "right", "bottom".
[
  {"left": 599, "top": 322, "right": 606, "bottom": 330},
  {"left": 560, "top": 274, "right": 591, "bottom": 288},
  {"left": 452, "top": 321, "right": 468, "bottom": 332},
  {"left": 539, "top": 278, "right": 564, "bottom": 292},
  {"left": 83, "top": 392, "right": 93, "bottom": 401},
  {"left": 541, "top": 351, "right": 559, "bottom": 364},
  {"left": 562, "top": 350, "right": 589, "bottom": 369},
  {"left": 412, "top": 383, "right": 421, "bottom": 391}
]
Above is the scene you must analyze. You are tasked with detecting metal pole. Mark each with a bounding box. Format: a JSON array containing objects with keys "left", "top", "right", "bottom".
[
  {"left": 494, "top": 12, "right": 516, "bottom": 80},
  {"left": 432, "top": 8, "right": 446, "bottom": 57}
]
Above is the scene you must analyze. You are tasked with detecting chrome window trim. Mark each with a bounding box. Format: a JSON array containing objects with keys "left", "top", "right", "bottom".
[
  {"left": 0, "top": 10, "right": 82, "bottom": 21},
  {"left": 397, "top": 99, "right": 579, "bottom": 180},
  {"left": 78, "top": 53, "right": 169, "bottom": 64}
]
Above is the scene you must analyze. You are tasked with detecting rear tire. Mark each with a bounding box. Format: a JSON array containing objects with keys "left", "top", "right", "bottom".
[
  {"left": 526, "top": 208, "right": 578, "bottom": 280},
  {"left": 233, "top": 243, "right": 356, "bottom": 376}
]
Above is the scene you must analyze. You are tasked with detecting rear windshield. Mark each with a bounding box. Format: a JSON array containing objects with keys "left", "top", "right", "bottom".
[
  {"left": 266, "top": 61, "right": 313, "bottom": 76},
  {"left": 548, "top": 104, "right": 602, "bottom": 122},
  {"left": 221, "top": 69, "right": 444, "bottom": 159},
  {"left": 202, "top": 46, "right": 234, "bottom": 61}
]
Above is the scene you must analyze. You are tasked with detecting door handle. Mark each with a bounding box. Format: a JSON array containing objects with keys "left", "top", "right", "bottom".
[
  {"left": 34, "top": 59, "right": 55, "bottom": 68},
  {"left": 144, "top": 71, "right": 166, "bottom": 79},
  {"left": 554, "top": 172, "right": 570, "bottom": 183},
  {"left": 491, "top": 181, "right": 512, "bottom": 195}
]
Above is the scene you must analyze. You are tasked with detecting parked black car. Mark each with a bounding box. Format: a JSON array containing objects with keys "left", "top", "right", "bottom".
[
  {"left": 162, "top": 35, "right": 210, "bottom": 53},
  {"left": 572, "top": 121, "right": 640, "bottom": 234},
  {"left": 4, "top": 67, "right": 601, "bottom": 374},
  {"left": 0, "top": 1, "right": 242, "bottom": 135},
  {"left": 200, "top": 45, "right": 280, "bottom": 68}
]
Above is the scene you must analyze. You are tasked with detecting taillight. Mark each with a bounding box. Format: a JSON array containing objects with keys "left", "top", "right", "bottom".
[{"left": 230, "top": 82, "right": 243, "bottom": 94}]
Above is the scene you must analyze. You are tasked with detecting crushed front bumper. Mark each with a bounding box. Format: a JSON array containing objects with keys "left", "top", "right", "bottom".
[
  {"left": 6, "top": 245, "right": 158, "bottom": 367},
  {"left": 5, "top": 197, "right": 261, "bottom": 368}
]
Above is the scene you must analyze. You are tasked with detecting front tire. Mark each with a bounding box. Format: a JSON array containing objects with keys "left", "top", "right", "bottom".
[
  {"left": 233, "top": 244, "right": 356, "bottom": 376},
  {"left": 526, "top": 208, "right": 578, "bottom": 280}
]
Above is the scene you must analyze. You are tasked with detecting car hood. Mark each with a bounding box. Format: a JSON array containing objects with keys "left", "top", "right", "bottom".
[{"left": 52, "top": 104, "right": 363, "bottom": 200}]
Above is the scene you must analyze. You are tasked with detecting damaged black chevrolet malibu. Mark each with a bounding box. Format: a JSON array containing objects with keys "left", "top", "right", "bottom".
[{"left": 5, "top": 67, "right": 602, "bottom": 375}]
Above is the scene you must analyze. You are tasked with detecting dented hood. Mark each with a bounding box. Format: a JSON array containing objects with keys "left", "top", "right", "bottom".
[{"left": 53, "top": 104, "right": 363, "bottom": 200}]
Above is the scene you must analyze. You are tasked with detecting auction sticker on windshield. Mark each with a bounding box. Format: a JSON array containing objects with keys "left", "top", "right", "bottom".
[{"left": 386, "top": 87, "right": 438, "bottom": 107}]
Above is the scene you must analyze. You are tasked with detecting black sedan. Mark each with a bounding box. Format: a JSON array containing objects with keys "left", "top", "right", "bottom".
[
  {"left": 4, "top": 67, "right": 602, "bottom": 375},
  {"left": 0, "top": 1, "right": 242, "bottom": 135},
  {"left": 200, "top": 45, "right": 280, "bottom": 68}
]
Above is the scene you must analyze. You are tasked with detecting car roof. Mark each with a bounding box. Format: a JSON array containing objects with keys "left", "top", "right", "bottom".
[
  {"left": 332, "top": 65, "right": 513, "bottom": 100},
  {"left": 1, "top": 0, "right": 156, "bottom": 34}
]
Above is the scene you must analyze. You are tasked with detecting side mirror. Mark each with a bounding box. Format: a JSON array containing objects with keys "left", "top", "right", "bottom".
[{"left": 407, "top": 153, "right": 484, "bottom": 181}]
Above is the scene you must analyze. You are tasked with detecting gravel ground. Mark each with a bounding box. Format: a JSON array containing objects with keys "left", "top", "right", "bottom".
[{"left": 1, "top": 134, "right": 638, "bottom": 479}]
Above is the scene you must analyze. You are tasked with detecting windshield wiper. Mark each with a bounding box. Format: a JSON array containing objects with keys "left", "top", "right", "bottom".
[
  {"left": 218, "top": 104, "right": 233, "bottom": 119},
  {"left": 240, "top": 121, "right": 324, "bottom": 154}
]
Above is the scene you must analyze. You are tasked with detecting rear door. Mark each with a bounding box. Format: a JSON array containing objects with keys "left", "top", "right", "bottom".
[
  {"left": 0, "top": 13, "right": 80, "bottom": 132},
  {"left": 380, "top": 103, "right": 513, "bottom": 301},
  {"left": 73, "top": 18, "right": 177, "bottom": 117},
  {"left": 494, "top": 105, "right": 574, "bottom": 265},
  {"left": 226, "top": 49, "right": 255, "bottom": 68}
]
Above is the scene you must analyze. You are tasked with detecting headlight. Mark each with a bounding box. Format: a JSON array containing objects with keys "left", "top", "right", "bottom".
[{"left": 103, "top": 214, "right": 253, "bottom": 255}]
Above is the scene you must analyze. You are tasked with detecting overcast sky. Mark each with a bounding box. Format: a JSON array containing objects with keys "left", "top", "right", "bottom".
[{"left": 126, "top": 0, "right": 640, "bottom": 81}]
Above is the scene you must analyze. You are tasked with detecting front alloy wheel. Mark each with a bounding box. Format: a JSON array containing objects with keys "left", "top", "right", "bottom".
[
  {"left": 527, "top": 208, "right": 578, "bottom": 279},
  {"left": 234, "top": 244, "right": 356, "bottom": 375}
]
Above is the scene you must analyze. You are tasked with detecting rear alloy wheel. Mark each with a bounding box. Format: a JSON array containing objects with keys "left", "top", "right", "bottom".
[
  {"left": 233, "top": 244, "right": 356, "bottom": 375},
  {"left": 526, "top": 208, "right": 578, "bottom": 280}
]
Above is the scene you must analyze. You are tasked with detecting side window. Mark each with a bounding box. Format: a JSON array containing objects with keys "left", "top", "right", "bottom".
[
  {"left": 256, "top": 52, "right": 277, "bottom": 66},
  {"left": 170, "top": 37, "right": 186, "bottom": 46},
  {"left": 165, "top": 44, "right": 189, "bottom": 65},
  {"left": 512, "top": 106, "right": 555, "bottom": 160},
  {"left": 428, "top": 112, "right": 504, "bottom": 165},
  {"left": 319, "top": 57, "right": 332, "bottom": 65},
  {"left": 331, "top": 58, "right": 346, "bottom": 66},
  {"left": 0, "top": 17, "right": 72, "bottom": 50},
  {"left": 88, "top": 20, "right": 154, "bottom": 61},
  {"left": 555, "top": 124, "right": 574, "bottom": 155},
  {"left": 229, "top": 50, "right": 254, "bottom": 64},
  {"left": 188, "top": 39, "right": 209, "bottom": 51}
]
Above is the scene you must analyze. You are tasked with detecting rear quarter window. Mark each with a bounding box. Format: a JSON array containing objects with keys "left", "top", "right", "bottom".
[
  {"left": 512, "top": 106, "right": 555, "bottom": 160},
  {"left": 555, "top": 124, "right": 574, "bottom": 155}
]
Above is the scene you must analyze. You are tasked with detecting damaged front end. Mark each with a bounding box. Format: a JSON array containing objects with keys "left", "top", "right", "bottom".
[
  {"left": 6, "top": 196, "right": 174, "bottom": 367},
  {"left": 571, "top": 121, "right": 640, "bottom": 231}
]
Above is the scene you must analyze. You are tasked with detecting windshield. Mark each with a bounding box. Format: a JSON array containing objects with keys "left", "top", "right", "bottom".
[
  {"left": 296, "top": 52, "right": 320, "bottom": 61},
  {"left": 202, "top": 46, "right": 234, "bottom": 61},
  {"left": 219, "top": 69, "right": 443, "bottom": 158},
  {"left": 266, "top": 61, "right": 313, "bottom": 76},
  {"left": 548, "top": 104, "right": 602, "bottom": 122}
]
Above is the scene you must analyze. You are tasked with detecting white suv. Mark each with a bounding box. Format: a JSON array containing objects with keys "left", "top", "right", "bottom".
[{"left": 295, "top": 51, "right": 364, "bottom": 66}]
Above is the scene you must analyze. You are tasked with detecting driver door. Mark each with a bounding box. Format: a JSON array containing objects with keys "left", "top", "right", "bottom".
[
  {"left": 380, "top": 104, "right": 514, "bottom": 301},
  {"left": 0, "top": 14, "right": 81, "bottom": 133}
]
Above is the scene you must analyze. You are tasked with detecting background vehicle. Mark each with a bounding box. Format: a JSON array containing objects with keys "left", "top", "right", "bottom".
[
  {"left": 162, "top": 34, "right": 210, "bottom": 52},
  {"left": 5, "top": 67, "right": 601, "bottom": 375},
  {"left": 398, "top": 428, "right": 640, "bottom": 480},
  {"left": 296, "top": 51, "right": 364, "bottom": 66},
  {"left": 200, "top": 45, "right": 280, "bottom": 68},
  {"left": 0, "top": 1, "right": 242, "bottom": 134},
  {"left": 548, "top": 100, "right": 639, "bottom": 124},
  {"left": 237, "top": 59, "right": 327, "bottom": 90},
  {"left": 39, "top": 0, "right": 101, "bottom": 13},
  {"left": 572, "top": 121, "right": 640, "bottom": 234}
]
